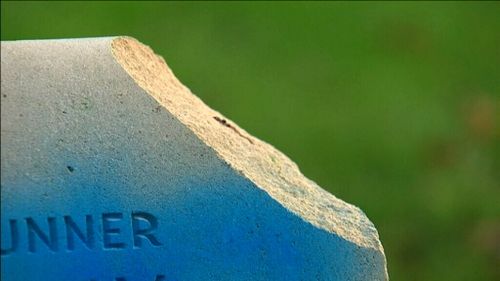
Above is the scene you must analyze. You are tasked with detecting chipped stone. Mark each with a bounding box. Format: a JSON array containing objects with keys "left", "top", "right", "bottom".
[{"left": 1, "top": 37, "right": 388, "bottom": 281}]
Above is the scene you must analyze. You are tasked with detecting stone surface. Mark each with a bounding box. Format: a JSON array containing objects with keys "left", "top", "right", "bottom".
[{"left": 0, "top": 37, "right": 388, "bottom": 281}]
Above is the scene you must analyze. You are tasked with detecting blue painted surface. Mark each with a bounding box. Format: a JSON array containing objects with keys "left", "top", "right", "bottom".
[{"left": 0, "top": 39, "right": 385, "bottom": 281}]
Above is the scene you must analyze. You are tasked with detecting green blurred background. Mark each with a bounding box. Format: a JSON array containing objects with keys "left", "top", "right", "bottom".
[{"left": 2, "top": 1, "right": 499, "bottom": 280}]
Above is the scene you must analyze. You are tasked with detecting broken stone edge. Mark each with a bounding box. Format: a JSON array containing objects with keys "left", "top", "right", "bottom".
[{"left": 111, "top": 36, "right": 387, "bottom": 269}]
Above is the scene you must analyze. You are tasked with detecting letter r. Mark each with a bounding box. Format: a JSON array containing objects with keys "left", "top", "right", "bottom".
[{"left": 132, "top": 212, "right": 162, "bottom": 248}]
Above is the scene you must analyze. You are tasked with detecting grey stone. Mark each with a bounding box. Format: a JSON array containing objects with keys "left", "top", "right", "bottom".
[{"left": 0, "top": 37, "right": 388, "bottom": 281}]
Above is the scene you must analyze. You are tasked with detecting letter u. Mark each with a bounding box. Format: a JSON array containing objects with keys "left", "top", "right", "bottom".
[{"left": 1, "top": 220, "right": 19, "bottom": 256}]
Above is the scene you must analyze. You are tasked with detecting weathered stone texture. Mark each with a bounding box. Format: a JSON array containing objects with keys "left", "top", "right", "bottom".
[{"left": 1, "top": 37, "right": 388, "bottom": 281}]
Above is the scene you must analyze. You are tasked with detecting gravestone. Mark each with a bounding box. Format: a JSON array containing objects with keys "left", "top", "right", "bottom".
[{"left": 0, "top": 37, "right": 388, "bottom": 281}]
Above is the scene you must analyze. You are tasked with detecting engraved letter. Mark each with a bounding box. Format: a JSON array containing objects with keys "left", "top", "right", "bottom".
[
  {"left": 1, "top": 220, "right": 19, "bottom": 256},
  {"left": 65, "top": 215, "right": 95, "bottom": 250},
  {"left": 26, "top": 217, "right": 58, "bottom": 252},
  {"left": 154, "top": 275, "right": 166, "bottom": 281},
  {"left": 102, "top": 213, "right": 126, "bottom": 249},
  {"left": 132, "top": 211, "right": 162, "bottom": 248}
]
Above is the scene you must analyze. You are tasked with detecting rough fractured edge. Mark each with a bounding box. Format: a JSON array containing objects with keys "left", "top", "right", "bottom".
[{"left": 110, "top": 37, "right": 387, "bottom": 261}]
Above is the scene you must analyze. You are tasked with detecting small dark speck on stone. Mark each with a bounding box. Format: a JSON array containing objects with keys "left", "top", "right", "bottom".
[
  {"left": 62, "top": 110, "right": 67, "bottom": 114},
  {"left": 66, "top": 165, "right": 75, "bottom": 173},
  {"left": 2, "top": 94, "right": 6, "bottom": 98}
]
